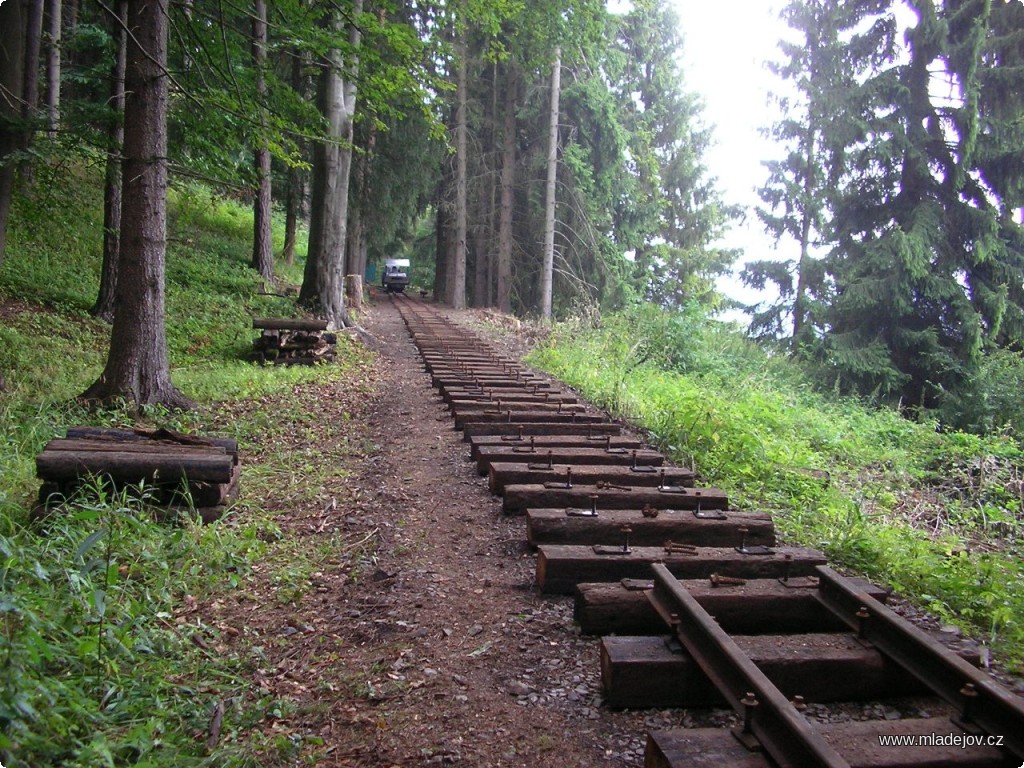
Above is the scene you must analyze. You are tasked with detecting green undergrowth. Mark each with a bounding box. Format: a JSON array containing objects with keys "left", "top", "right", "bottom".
[
  {"left": 528, "top": 304, "right": 1024, "bottom": 666},
  {"left": 0, "top": 165, "right": 375, "bottom": 766}
]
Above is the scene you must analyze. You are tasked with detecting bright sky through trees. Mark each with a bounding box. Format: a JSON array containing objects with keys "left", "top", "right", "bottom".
[{"left": 672, "top": 0, "right": 789, "bottom": 313}]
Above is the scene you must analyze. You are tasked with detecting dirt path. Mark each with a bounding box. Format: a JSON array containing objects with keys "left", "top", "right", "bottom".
[
  {"left": 322, "top": 296, "right": 663, "bottom": 767},
  {"left": 200, "top": 294, "right": 1024, "bottom": 767},
  {"left": 202, "top": 296, "right": 706, "bottom": 766}
]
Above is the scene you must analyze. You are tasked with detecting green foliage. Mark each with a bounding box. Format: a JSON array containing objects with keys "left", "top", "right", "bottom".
[
  {"left": 744, "top": 0, "right": 892, "bottom": 345},
  {"left": 530, "top": 305, "right": 1024, "bottom": 663},
  {"left": 756, "top": 0, "right": 1024, "bottom": 417},
  {"left": 0, "top": 167, "right": 376, "bottom": 766},
  {"left": 350, "top": 86, "right": 445, "bottom": 271},
  {"left": 2, "top": 162, "right": 110, "bottom": 312},
  {"left": 0, "top": 487, "right": 261, "bottom": 768},
  {"left": 612, "top": 0, "right": 739, "bottom": 311}
]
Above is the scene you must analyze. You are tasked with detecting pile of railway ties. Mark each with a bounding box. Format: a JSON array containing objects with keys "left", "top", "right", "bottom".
[{"left": 393, "top": 293, "right": 1024, "bottom": 768}]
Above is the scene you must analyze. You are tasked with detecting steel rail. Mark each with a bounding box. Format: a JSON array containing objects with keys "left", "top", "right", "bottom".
[
  {"left": 649, "top": 562, "right": 850, "bottom": 768},
  {"left": 815, "top": 565, "right": 1024, "bottom": 760}
]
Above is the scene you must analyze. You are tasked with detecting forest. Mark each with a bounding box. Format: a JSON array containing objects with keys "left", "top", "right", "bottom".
[
  {"left": 1, "top": 0, "right": 1023, "bottom": 423},
  {"left": 1, "top": 0, "right": 1024, "bottom": 764}
]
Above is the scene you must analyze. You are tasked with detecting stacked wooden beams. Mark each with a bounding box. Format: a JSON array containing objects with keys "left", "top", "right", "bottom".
[
  {"left": 252, "top": 317, "right": 336, "bottom": 365},
  {"left": 36, "top": 427, "right": 240, "bottom": 520}
]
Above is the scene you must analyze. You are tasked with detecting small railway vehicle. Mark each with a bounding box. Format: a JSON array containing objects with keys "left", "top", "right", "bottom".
[{"left": 382, "top": 258, "right": 410, "bottom": 293}]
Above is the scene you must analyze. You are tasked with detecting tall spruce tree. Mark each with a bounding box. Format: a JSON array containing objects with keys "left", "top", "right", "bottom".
[
  {"left": 615, "top": 0, "right": 737, "bottom": 310},
  {"left": 743, "top": 0, "right": 891, "bottom": 347},
  {"left": 969, "top": 0, "right": 1024, "bottom": 346},
  {"left": 823, "top": 0, "right": 1024, "bottom": 418},
  {"left": 81, "top": 0, "right": 192, "bottom": 410}
]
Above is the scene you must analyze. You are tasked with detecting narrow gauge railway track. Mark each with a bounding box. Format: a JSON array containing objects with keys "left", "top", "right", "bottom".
[{"left": 389, "top": 294, "right": 1024, "bottom": 768}]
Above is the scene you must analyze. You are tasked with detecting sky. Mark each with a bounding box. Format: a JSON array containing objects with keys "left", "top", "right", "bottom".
[{"left": 670, "top": 0, "right": 792, "bottom": 313}]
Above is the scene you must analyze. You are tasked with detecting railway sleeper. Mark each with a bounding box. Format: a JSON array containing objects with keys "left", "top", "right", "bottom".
[
  {"left": 504, "top": 483, "right": 727, "bottom": 515},
  {"left": 468, "top": 433, "right": 642, "bottom": 460},
  {"left": 477, "top": 446, "right": 665, "bottom": 476},
  {"left": 525, "top": 507, "right": 773, "bottom": 548},
  {"left": 461, "top": 421, "right": 622, "bottom": 440},
  {"left": 453, "top": 407, "right": 606, "bottom": 430},
  {"left": 438, "top": 384, "right": 561, "bottom": 405},
  {"left": 451, "top": 399, "right": 588, "bottom": 416},
  {"left": 573, "top": 577, "right": 890, "bottom": 636},
  {"left": 454, "top": 410, "right": 608, "bottom": 430},
  {"left": 489, "top": 462, "right": 695, "bottom": 494},
  {"left": 601, "top": 633, "right": 982, "bottom": 709},
  {"left": 431, "top": 373, "right": 549, "bottom": 390},
  {"left": 442, "top": 389, "right": 578, "bottom": 406},
  {"left": 535, "top": 544, "right": 825, "bottom": 595}
]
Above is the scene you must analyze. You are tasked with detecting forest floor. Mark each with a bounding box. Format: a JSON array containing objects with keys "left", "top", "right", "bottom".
[{"left": 194, "top": 292, "right": 709, "bottom": 767}]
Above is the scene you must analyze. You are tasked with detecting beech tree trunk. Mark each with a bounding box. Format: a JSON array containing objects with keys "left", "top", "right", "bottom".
[
  {"left": 496, "top": 63, "right": 516, "bottom": 314},
  {"left": 250, "top": 0, "right": 273, "bottom": 281},
  {"left": 92, "top": 0, "right": 127, "bottom": 322},
  {"left": 540, "top": 47, "right": 561, "bottom": 320},
  {"left": 347, "top": 204, "right": 367, "bottom": 284},
  {"left": 81, "top": 0, "right": 191, "bottom": 410},
  {"left": 300, "top": 2, "right": 362, "bottom": 327}
]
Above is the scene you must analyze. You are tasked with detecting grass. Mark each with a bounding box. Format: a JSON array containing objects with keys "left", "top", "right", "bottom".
[
  {"left": 0, "top": 164, "right": 378, "bottom": 767},
  {"left": 527, "top": 304, "right": 1024, "bottom": 666}
]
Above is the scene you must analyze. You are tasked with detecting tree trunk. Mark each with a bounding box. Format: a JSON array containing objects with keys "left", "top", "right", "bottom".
[
  {"left": 791, "top": 119, "right": 815, "bottom": 351},
  {"left": 63, "top": 0, "right": 78, "bottom": 31},
  {"left": 0, "top": 0, "right": 29, "bottom": 267},
  {"left": 300, "top": 2, "right": 362, "bottom": 327},
  {"left": 44, "top": 0, "right": 60, "bottom": 135},
  {"left": 92, "top": 0, "right": 127, "bottom": 322},
  {"left": 283, "top": 166, "right": 301, "bottom": 265},
  {"left": 346, "top": 112, "right": 375, "bottom": 285},
  {"left": 61, "top": 0, "right": 79, "bottom": 105},
  {"left": 300, "top": 66, "right": 337, "bottom": 304},
  {"left": 485, "top": 60, "right": 499, "bottom": 308},
  {"left": 282, "top": 48, "right": 307, "bottom": 266},
  {"left": 23, "top": 0, "right": 43, "bottom": 123},
  {"left": 434, "top": 188, "right": 448, "bottom": 300},
  {"left": 540, "top": 47, "right": 561, "bottom": 320},
  {"left": 472, "top": 60, "right": 496, "bottom": 308},
  {"left": 251, "top": 0, "right": 273, "bottom": 281},
  {"left": 345, "top": 273, "right": 363, "bottom": 310},
  {"left": 496, "top": 63, "right": 516, "bottom": 314},
  {"left": 81, "top": 0, "right": 191, "bottom": 410},
  {"left": 347, "top": 203, "right": 367, "bottom": 284},
  {"left": 472, "top": 176, "right": 490, "bottom": 308},
  {"left": 451, "top": 37, "right": 468, "bottom": 309},
  {"left": 20, "top": 0, "right": 43, "bottom": 182}
]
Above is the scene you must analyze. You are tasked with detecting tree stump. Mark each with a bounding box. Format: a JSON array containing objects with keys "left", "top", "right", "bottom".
[{"left": 346, "top": 273, "right": 363, "bottom": 310}]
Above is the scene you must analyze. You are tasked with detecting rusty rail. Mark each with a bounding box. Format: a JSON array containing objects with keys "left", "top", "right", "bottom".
[
  {"left": 815, "top": 565, "right": 1024, "bottom": 759},
  {"left": 649, "top": 563, "right": 851, "bottom": 767}
]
